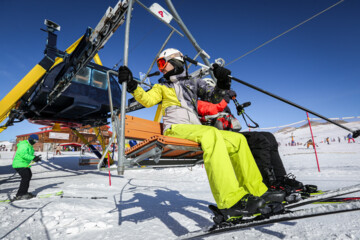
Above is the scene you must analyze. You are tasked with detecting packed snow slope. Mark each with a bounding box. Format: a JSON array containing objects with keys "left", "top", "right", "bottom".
[{"left": 0, "top": 121, "right": 359, "bottom": 239}]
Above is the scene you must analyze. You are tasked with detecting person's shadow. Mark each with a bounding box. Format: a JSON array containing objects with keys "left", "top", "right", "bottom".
[
  {"left": 111, "top": 179, "right": 294, "bottom": 238},
  {"left": 115, "top": 187, "right": 213, "bottom": 236}
]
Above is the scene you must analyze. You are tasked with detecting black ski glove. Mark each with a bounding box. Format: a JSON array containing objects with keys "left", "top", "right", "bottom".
[
  {"left": 224, "top": 90, "right": 237, "bottom": 103},
  {"left": 212, "top": 63, "right": 231, "bottom": 90},
  {"left": 33, "top": 155, "right": 42, "bottom": 162},
  {"left": 118, "top": 66, "right": 138, "bottom": 93}
]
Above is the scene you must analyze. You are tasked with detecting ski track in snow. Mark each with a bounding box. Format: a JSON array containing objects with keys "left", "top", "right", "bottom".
[{"left": 0, "top": 122, "right": 359, "bottom": 239}]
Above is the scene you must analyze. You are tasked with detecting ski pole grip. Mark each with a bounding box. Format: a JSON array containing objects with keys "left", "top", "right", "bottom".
[
  {"left": 353, "top": 130, "right": 360, "bottom": 138},
  {"left": 184, "top": 55, "right": 199, "bottom": 66},
  {"left": 242, "top": 102, "right": 251, "bottom": 108},
  {"left": 147, "top": 71, "right": 160, "bottom": 77}
]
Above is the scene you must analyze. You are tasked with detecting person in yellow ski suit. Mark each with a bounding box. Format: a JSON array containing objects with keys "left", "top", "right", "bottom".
[{"left": 118, "top": 48, "right": 284, "bottom": 219}]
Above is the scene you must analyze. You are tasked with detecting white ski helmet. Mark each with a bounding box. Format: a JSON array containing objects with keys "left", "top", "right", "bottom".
[
  {"left": 203, "top": 78, "right": 216, "bottom": 87},
  {"left": 157, "top": 48, "right": 184, "bottom": 71},
  {"left": 158, "top": 48, "right": 184, "bottom": 62}
]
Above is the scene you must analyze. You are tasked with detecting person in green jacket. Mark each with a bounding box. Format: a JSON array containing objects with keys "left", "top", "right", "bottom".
[{"left": 12, "top": 134, "right": 41, "bottom": 200}]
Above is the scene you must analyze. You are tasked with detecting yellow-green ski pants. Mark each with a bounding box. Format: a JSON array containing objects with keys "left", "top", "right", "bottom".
[{"left": 164, "top": 124, "right": 268, "bottom": 209}]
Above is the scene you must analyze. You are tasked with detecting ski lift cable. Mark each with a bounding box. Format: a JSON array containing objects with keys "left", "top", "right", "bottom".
[{"left": 225, "top": 0, "right": 344, "bottom": 67}]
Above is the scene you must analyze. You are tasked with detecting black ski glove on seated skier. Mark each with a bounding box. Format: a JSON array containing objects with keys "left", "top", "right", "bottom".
[
  {"left": 118, "top": 66, "right": 138, "bottom": 93},
  {"left": 224, "top": 90, "right": 237, "bottom": 103},
  {"left": 212, "top": 63, "right": 231, "bottom": 90}
]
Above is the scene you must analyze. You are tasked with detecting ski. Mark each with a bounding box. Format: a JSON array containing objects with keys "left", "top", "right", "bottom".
[
  {"left": 286, "top": 183, "right": 360, "bottom": 209},
  {"left": 180, "top": 201, "right": 360, "bottom": 239},
  {"left": 180, "top": 183, "right": 360, "bottom": 239},
  {"left": 306, "top": 185, "right": 357, "bottom": 197},
  {"left": 37, "top": 190, "right": 64, "bottom": 199},
  {"left": 0, "top": 190, "right": 64, "bottom": 203},
  {"left": 313, "top": 197, "right": 360, "bottom": 204},
  {"left": 290, "top": 196, "right": 360, "bottom": 204},
  {"left": 60, "top": 196, "right": 107, "bottom": 199}
]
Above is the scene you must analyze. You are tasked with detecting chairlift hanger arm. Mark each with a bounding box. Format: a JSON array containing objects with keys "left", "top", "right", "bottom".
[
  {"left": 118, "top": 0, "right": 135, "bottom": 175},
  {"left": 141, "top": 29, "right": 176, "bottom": 83},
  {"left": 164, "top": 0, "right": 207, "bottom": 64},
  {"left": 164, "top": 0, "right": 216, "bottom": 79}
]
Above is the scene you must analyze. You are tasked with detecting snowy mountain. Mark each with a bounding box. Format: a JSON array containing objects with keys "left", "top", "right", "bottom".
[
  {"left": 0, "top": 121, "right": 360, "bottom": 239},
  {"left": 274, "top": 121, "right": 360, "bottom": 146}
]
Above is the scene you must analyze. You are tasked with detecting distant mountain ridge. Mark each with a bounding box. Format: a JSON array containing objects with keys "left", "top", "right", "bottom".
[
  {"left": 274, "top": 120, "right": 360, "bottom": 144},
  {"left": 275, "top": 120, "right": 348, "bottom": 133},
  {"left": 298, "top": 120, "right": 348, "bottom": 129}
]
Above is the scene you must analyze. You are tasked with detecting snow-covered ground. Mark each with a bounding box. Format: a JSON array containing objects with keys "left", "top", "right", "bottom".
[{"left": 0, "top": 122, "right": 360, "bottom": 239}]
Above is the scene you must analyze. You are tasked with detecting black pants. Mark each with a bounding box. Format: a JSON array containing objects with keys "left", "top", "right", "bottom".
[
  {"left": 241, "top": 131, "right": 287, "bottom": 185},
  {"left": 15, "top": 168, "right": 32, "bottom": 196}
]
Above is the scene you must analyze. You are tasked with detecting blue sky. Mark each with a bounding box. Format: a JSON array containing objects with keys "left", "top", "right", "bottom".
[{"left": 0, "top": 0, "right": 359, "bottom": 141}]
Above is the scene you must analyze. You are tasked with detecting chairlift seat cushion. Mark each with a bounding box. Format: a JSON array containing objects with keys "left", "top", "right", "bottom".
[{"left": 124, "top": 115, "right": 203, "bottom": 161}]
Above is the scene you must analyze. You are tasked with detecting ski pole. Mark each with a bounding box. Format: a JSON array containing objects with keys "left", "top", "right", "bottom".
[
  {"left": 232, "top": 99, "right": 259, "bottom": 128},
  {"left": 25, "top": 155, "right": 42, "bottom": 168},
  {"left": 228, "top": 75, "right": 359, "bottom": 138},
  {"left": 183, "top": 56, "right": 360, "bottom": 138},
  {"left": 232, "top": 99, "right": 251, "bottom": 115},
  {"left": 1, "top": 156, "right": 41, "bottom": 185},
  {"left": 26, "top": 161, "right": 35, "bottom": 168}
]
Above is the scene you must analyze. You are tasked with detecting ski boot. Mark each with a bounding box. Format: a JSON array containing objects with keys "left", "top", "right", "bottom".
[
  {"left": 303, "top": 184, "right": 318, "bottom": 193},
  {"left": 262, "top": 168, "right": 298, "bottom": 203},
  {"left": 261, "top": 188, "right": 286, "bottom": 203},
  {"left": 209, "top": 194, "right": 285, "bottom": 228},
  {"left": 13, "top": 192, "right": 36, "bottom": 201},
  {"left": 270, "top": 176, "right": 302, "bottom": 203},
  {"left": 280, "top": 173, "right": 318, "bottom": 198},
  {"left": 259, "top": 189, "right": 286, "bottom": 216},
  {"left": 218, "top": 194, "right": 267, "bottom": 222},
  {"left": 280, "top": 173, "right": 304, "bottom": 190}
]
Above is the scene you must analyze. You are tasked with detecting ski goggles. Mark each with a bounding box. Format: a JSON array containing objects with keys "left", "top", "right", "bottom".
[{"left": 156, "top": 52, "right": 183, "bottom": 71}]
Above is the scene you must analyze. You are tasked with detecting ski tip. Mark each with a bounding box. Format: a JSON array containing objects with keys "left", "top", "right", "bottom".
[{"left": 55, "top": 190, "right": 64, "bottom": 196}]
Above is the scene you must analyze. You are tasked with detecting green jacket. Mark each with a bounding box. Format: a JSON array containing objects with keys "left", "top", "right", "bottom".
[{"left": 12, "top": 140, "right": 35, "bottom": 168}]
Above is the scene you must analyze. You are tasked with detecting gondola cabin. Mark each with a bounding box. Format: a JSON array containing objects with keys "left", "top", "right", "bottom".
[{"left": 24, "top": 62, "right": 122, "bottom": 127}]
